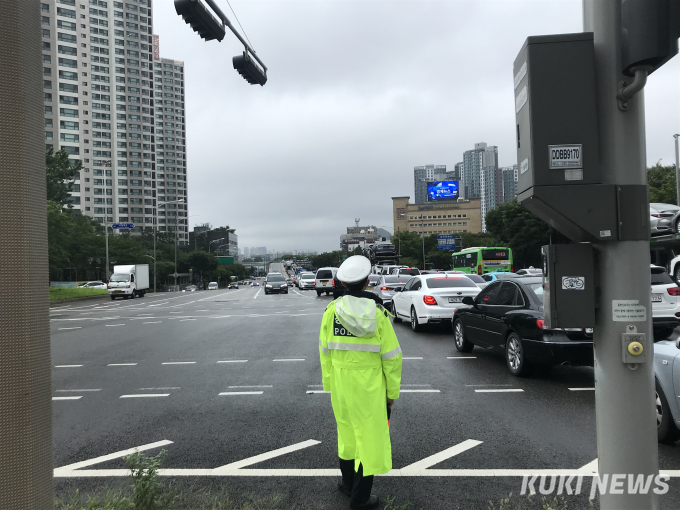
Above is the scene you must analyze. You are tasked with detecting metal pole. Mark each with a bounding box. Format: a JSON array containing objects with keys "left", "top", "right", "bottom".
[
  {"left": 0, "top": 1, "right": 53, "bottom": 506},
  {"left": 584, "top": 2, "right": 659, "bottom": 508},
  {"left": 105, "top": 222, "right": 109, "bottom": 281},
  {"left": 174, "top": 224, "right": 178, "bottom": 289},
  {"left": 153, "top": 217, "right": 157, "bottom": 294},
  {"left": 674, "top": 134, "right": 680, "bottom": 206}
]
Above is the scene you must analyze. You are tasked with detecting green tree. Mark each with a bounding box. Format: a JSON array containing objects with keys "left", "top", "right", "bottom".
[
  {"left": 485, "top": 199, "right": 569, "bottom": 268},
  {"left": 46, "top": 147, "right": 82, "bottom": 207},
  {"left": 648, "top": 163, "right": 678, "bottom": 204}
]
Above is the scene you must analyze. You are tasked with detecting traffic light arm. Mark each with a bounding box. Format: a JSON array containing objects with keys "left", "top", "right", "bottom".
[{"left": 203, "top": 0, "right": 268, "bottom": 72}]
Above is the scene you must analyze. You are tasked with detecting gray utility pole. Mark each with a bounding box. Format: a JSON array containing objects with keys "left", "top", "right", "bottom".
[
  {"left": 584, "top": 1, "right": 658, "bottom": 508},
  {"left": 674, "top": 134, "right": 680, "bottom": 206},
  {"left": 0, "top": 2, "right": 53, "bottom": 507},
  {"left": 105, "top": 222, "right": 109, "bottom": 281}
]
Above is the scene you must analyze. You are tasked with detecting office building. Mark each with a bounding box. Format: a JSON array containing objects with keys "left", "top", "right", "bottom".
[
  {"left": 453, "top": 162, "right": 463, "bottom": 182},
  {"left": 502, "top": 165, "right": 519, "bottom": 203},
  {"left": 462, "top": 142, "right": 500, "bottom": 232},
  {"left": 341, "top": 225, "right": 392, "bottom": 251},
  {"left": 392, "top": 196, "right": 482, "bottom": 237},
  {"left": 40, "top": 0, "right": 189, "bottom": 244},
  {"left": 413, "top": 164, "right": 455, "bottom": 204}
]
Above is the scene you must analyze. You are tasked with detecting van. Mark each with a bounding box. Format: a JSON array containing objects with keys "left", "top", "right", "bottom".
[{"left": 315, "top": 267, "right": 339, "bottom": 296}]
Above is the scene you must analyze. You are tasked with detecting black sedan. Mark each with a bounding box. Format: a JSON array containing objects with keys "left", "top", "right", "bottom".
[{"left": 452, "top": 277, "right": 593, "bottom": 376}]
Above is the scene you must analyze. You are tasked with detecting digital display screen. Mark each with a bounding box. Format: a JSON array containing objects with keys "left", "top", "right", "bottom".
[{"left": 427, "top": 181, "right": 459, "bottom": 201}]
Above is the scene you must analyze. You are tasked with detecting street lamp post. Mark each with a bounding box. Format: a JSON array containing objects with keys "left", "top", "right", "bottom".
[
  {"left": 674, "top": 134, "right": 680, "bottom": 206},
  {"left": 155, "top": 198, "right": 184, "bottom": 293}
]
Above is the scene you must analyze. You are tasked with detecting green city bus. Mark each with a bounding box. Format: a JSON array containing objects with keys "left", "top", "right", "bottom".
[{"left": 452, "top": 247, "right": 514, "bottom": 275}]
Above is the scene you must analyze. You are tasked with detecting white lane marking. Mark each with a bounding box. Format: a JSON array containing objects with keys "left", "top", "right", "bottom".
[
  {"left": 58, "top": 327, "right": 82, "bottom": 331},
  {"left": 254, "top": 288, "right": 262, "bottom": 299},
  {"left": 53, "top": 396, "right": 83, "bottom": 400},
  {"left": 474, "top": 389, "right": 524, "bottom": 393},
  {"left": 403, "top": 357, "right": 423, "bottom": 360},
  {"left": 107, "top": 363, "right": 137, "bottom": 366},
  {"left": 54, "top": 440, "right": 173, "bottom": 474},
  {"left": 169, "top": 312, "right": 182, "bottom": 314},
  {"left": 55, "top": 365, "right": 83, "bottom": 368},
  {"left": 120, "top": 394, "right": 170, "bottom": 398},
  {"left": 402, "top": 440, "right": 483, "bottom": 473},
  {"left": 219, "top": 391, "right": 264, "bottom": 396},
  {"left": 306, "top": 390, "right": 330, "bottom": 394},
  {"left": 56, "top": 389, "right": 100, "bottom": 392},
  {"left": 143, "top": 321, "right": 162, "bottom": 324},
  {"left": 465, "top": 384, "right": 512, "bottom": 387},
  {"left": 197, "top": 309, "right": 209, "bottom": 312},
  {"left": 228, "top": 385, "right": 273, "bottom": 389},
  {"left": 569, "top": 387, "right": 595, "bottom": 391},
  {"left": 179, "top": 318, "right": 196, "bottom": 322},
  {"left": 105, "top": 324, "right": 125, "bottom": 327},
  {"left": 213, "top": 439, "right": 320, "bottom": 474},
  {"left": 217, "top": 360, "right": 248, "bottom": 363},
  {"left": 273, "top": 358, "right": 305, "bottom": 362},
  {"left": 402, "top": 384, "right": 432, "bottom": 387},
  {"left": 400, "top": 389, "right": 441, "bottom": 393},
  {"left": 447, "top": 356, "right": 477, "bottom": 359},
  {"left": 137, "top": 314, "right": 153, "bottom": 316},
  {"left": 162, "top": 361, "right": 196, "bottom": 365},
  {"left": 578, "top": 458, "right": 598, "bottom": 474},
  {"left": 140, "top": 387, "right": 180, "bottom": 390}
]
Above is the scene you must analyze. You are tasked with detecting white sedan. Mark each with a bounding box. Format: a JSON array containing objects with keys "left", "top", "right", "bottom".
[
  {"left": 78, "top": 281, "right": 107, "bottom": 290},
  {"left": 390, "top": 274, "right": 481, "bottom": 332}
]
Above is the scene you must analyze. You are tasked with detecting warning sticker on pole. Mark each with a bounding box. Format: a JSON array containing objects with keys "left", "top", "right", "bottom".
[
  {"left": 612, "top": 300, "right": 647, "bottom": 322},
  {"left": 549, "top": 144, "right": 582, "bottom": 169}
]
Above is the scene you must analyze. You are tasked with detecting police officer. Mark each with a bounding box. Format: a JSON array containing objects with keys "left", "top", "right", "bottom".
[{"left": 318, "top": 255, "right": 402, "bottom": 510}]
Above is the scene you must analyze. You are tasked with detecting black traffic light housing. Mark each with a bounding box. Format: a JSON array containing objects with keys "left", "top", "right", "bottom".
[
  {"left": 233, "top": 51, "right": 267, "bottom": 86},
  {"left": 174, "top": 0, "right": 226, "bottom": 42},
  {"left": 621, "top": 0, "right": 680, "bottom": 76}
]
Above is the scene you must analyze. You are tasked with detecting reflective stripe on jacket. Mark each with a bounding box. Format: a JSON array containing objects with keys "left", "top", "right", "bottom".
[{"left": 319, "top": 296, "right": 403, "bottom": 476}]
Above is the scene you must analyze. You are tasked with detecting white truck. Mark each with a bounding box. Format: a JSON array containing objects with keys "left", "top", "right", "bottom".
[{"left": 108, "top": 264, "right": 150, "bottom": 300}]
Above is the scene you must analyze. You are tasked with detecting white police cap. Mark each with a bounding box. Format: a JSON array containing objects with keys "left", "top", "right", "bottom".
[{"left": 336, "top": 255, "right": 372, "bottom": 284}]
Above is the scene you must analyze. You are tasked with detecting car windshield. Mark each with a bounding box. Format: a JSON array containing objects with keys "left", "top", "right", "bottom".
[
  {"left": 301, "top": 273, "right": 315, "bottom": 279},
  {"left": 368, "top": 276, "right": 380, "bottom": 282},
  {"left": 110, "top": 274, "right": 130, "bottom": 282},
  {"left": 267, "top": 275, "right": 285, "bottom": 282},
  {"left": 384, "top": 276, "right": 409, "bottom": 284},
  {"left": 464, "top": 274, "right": 486, "bottom": 283},
  {"left": 526, "top": 282, "right": 544, "bottom": 298},
  {"left": 399, "top": 269, "right": 420, "bottom": 275},
  {"left": 425, "top": 277, "right": 478, "bottom": 288},
  {"left": 317, "top": 270, "right": 333, "bottom": 279},
  {"left": 651, "top": 267, "right": 674, "bottom": 285}
]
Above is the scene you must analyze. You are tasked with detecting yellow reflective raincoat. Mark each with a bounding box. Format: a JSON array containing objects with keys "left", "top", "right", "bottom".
[{"left": 319, "top": 295, "right": 402, "bottom": 476}]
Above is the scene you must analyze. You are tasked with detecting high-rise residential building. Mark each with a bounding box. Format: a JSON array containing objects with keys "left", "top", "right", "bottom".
[
  {"left": 413, "top": 164, "right": 458, "bottom": 204},
  {"left": 453, "top": 162, "right": 463, "bottom": 182},
  {"left": 502, "top": 165, "right": 519, "bottom": 203},
  {"left": 462, "top": 142, "right": 499, "bottom": 232},
  {"left": 41, "top": 0, "right": 189, "bottom": 244}
]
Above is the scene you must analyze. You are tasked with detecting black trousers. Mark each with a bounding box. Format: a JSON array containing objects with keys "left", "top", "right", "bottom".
[{"left": 339, "top": 458, "right": 374, "bottom": 504}]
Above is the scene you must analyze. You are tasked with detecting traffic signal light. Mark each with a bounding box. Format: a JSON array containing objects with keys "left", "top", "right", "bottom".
[
  {"left": 233, "top": 51, "right": 267, "bottom": 86},
  {"left": 174, "top": 0, "right": 226, "bottom": 42}
]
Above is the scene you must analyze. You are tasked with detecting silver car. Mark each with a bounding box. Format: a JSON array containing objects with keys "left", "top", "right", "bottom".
[
  {"left": 654, "top": 338, "right": 680, "bottom": 442},
  {"left": 298, "top": 272, "right": 315, "bottom": 290},
  {"left": 372, "top": 275, "right": 411, "bottom": 307},
  {"left": 651, "top": 204, "right": 675, "bottom": 236}
]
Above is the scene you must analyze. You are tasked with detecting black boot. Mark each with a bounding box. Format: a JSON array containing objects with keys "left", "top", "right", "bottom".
[
  {"left": 350, "top": 495, "right": 379, "bottom": 510},
  {"left": 337, "top": 482, "right": 352, "bottom": 497}
]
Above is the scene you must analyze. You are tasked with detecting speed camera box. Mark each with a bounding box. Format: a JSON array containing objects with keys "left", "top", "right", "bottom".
[
  {"left": 542, "top": 243, "right": 595, "bottom": 329},
  {"left": 514, "top": 33, "right": 600, "bottom": 195}
]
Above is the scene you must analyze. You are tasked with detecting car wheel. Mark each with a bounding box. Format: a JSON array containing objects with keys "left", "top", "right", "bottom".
[
  {"left": 325, "top": 291, "right": 330, "bottom": 296},
  {"left": 656, "top": 379, "right": 680, "bottom": 443},
  {"left": 391, "top": 302, "right": 401, "bottom": 323},
  {"left": 316, "top": 290, "right": 322, "bottom": 296},
  {"left": 453, "top": 319, "right": 474, "bottom": 353},
  {"left": 654, "top": 327, "right": 677, "bottom": 341},
  {"left": 110, "top": 296, "right": 116, "bottom": 300},
  {"left": 410, "top": 306, "right": 423, "bottom": 332},
  {"left": 506, "top": 333, "right": 530, "bottom": 376}
]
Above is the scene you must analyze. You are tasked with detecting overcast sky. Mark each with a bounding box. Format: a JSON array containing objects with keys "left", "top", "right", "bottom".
[{"left": 154, "top": 0, "right": 679, "bottom": 253}]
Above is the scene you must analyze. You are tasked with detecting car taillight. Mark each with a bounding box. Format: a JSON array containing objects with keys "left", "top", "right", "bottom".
[
  {"left": 423, "top": 295, "right": 437, "bottom": 305},
  {"left": 668, "top": 287, "right": 680, "bottom": 296},
  {"left": 313, "top": 280, "right": 316, "bottom": 284},
  {"left": 510, "top": 264, "right": 514, "bottom": 272},
  {"left": 381, "top": 286, "right": 388, "bottom": 291},
  {"left": 478, "top": 266, "right": 482, "bottom": 275},
  {"left": 536, "top": 319, "right": 549, "bottom": 330}
]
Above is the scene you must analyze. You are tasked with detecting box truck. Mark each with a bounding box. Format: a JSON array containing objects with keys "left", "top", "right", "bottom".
[{"left": 108, "top": 264, "right": 150, "bottom": 300}]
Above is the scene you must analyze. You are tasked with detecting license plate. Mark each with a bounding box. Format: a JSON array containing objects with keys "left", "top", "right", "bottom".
[
  {"left": 448, "top": 297, "right": 463, "bottom": 303},
  {"left": 652, "top": 294, "right": 663, "bottom": 302}
]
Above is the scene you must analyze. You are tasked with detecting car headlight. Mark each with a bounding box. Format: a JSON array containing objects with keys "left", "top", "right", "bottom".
[
  {"left": 281, "top": 284, "right": 287, "bottom": 288},
  {"left": 266, "top": 284, "right": 272, "bottom": 288}
]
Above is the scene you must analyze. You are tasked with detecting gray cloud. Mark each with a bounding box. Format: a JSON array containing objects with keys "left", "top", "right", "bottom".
[{"left": 154, "top": 0, "right": 680, "bottom": 253}]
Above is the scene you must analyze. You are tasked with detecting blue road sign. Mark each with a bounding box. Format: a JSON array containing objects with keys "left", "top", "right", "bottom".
[
  {"left": 112, "top": 223, "right": 135, "bottom": 229},
  {"left": 437, "top": 234, "right": 456, "bottom": 251}
]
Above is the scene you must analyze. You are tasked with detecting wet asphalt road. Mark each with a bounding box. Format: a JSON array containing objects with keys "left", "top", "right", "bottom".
[{"left": 50, "top": 285, "right": 680, "bottom": 509}]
